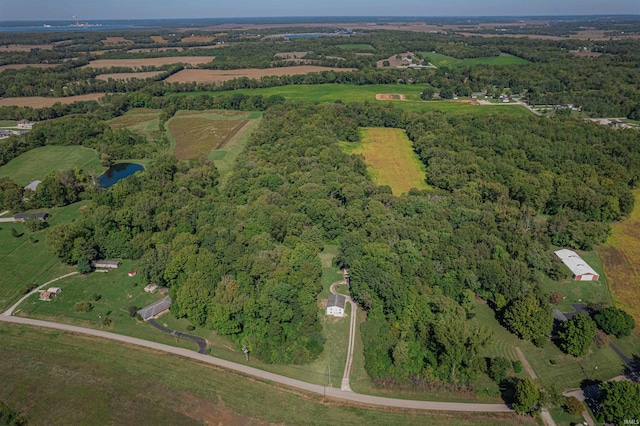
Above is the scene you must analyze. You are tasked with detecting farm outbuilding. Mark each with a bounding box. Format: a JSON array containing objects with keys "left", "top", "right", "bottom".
[
  {"left": 327, "top": 294, "right": 346, "bottom": 317},
  {"left": 39, "top": 291, "right": 54, "bottom": 301},
  {"left": 554, "top": 249, "right": 599, "bottom": 281},
  {"left": 13, "top": 212, "right": 49, "bottom": 222},
  {"left": 128, "top": 270, "right": 136, "bottom": 277},
  {"left": 91, "top": 260, "right": 122, "bottom": 269},
  {"left": 137, "top": 297, "right": 172, "bottom": 320}
]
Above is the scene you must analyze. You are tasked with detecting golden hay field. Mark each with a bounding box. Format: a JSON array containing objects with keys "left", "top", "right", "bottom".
[
  {"left": 341, "top": 128, "right": 429, "bottom": 195},
  {"left": 96, "top": 71, "right": 163, "bottom": 81},
  {"left": 0, "top": 64, "right": 59, "bottom": 72},
  {"left": 102, "top": 37, "right": 133, "bottom": 45},
  {"left": 0, "top": 93, "right": 105, "bottom": 108},
  {"left": 168, "top": 113, "right": 250, "bottom": 159},
  {"left": 108, "top": 109, "right": 161, "bottom": 138},
  {"left": 597, "top": 189, "right": 640, "bottom": 333},
  {"left": 1, "top": 44, "right": 53, "bottom": 52},
  {"left": 165, "top": 66, "right": 355, "bottom": 83},
  {"left": 150, "top": 36, "right": 168, "bottom": 44},
  {"left": 83, "top": 56, "right": 215, "bottom": 69}
]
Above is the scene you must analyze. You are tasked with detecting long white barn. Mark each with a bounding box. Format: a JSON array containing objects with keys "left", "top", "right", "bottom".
[{"left": 554, "top": 249, "right": 599, "bottom": 281}]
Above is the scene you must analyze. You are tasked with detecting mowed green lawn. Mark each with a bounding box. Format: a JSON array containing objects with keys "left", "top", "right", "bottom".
[
  {"left": 340, "top": 127, "right": 430, "bottom": 195},
  {"left": 175, "top": 84, "right": 533, "bottom": 117},
  {"left": 0, "top": 323, "right": 525, "bottom": 426},
  {"left": 0, "top": 146, "right": 103, "bottom": 186},
  {"left": 0, "top": 120, "right": 17, "bottom": 127},
  {"left": 422, "top": 52, "right": 531, "bottom": 68},
  {"left": 475, "top": 300, "right": 625, "bottom": 390},
  {"left": 0, "top": 202, "right": 86, "bottom": 312}
]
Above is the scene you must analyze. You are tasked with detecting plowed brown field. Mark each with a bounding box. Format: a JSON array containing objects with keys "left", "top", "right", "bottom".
[
  {"left": 0, "top": 93, "right": 105, "bottom": 108},
  {"left": 83, "top": 57, "right": 215, "bottom": 69},
  {"left": 165, "top": 66, "right": 355, "bottom": 83}
]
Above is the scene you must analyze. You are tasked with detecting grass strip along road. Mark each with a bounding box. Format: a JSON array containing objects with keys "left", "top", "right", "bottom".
[{"left": 0, "top": 315, "right": 511, "bottom": 413}]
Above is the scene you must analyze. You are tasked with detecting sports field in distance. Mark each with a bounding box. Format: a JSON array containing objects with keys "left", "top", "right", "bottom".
[
  {"left": 598, "top": 189, "right": 640, "bottom": 334},
  {"left": 422, "top": 52, "right": 531, "bottom": 68},
  {"left": 108, "top": 108, "right": 162, "bottom": 139},
  {"left": 341, "top": 128, "right": 429, "bottom": 195},
  {"left": 0, "top": 146, "right": 103, "bottom": 186},
  {"left": 167, "top": 110, "right": 254, "bottom": 160}
]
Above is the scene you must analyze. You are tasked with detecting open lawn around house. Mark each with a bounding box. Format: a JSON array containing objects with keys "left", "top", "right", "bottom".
[
  {"left": 340, "top": 127, "right": 429, "bottom": 195},
  {"left": 0, "top": 120, "right": 17, "bottom": 127},
  {"left": 0, "top": 324, "right": 524, "bottom": 426},
  {"left": 0, "top": 93, "right": 105, "bottom": 108},
  {"left": 421, "top": 52, "right": 531, "bottom": 67},
  {"left": 542, "top": 249, "right": 612, "bottom": 313},
  {"left": 548, "top": 407, "right": 585, "bottom": 426},
  {"left": 598, "top": 189, "right": 640, "bottom": 334},
  {"left": 107, "top": 108, "right": 162, "bottom": 139},
  {"left": 475, "top": 300, "right": 625, "bottom": 390},
  {"left": 0, "top": 146, "right": 103, "bottom": 186},
  {"left": 0, "top": 202, "right": 88, "bottom": 312}
]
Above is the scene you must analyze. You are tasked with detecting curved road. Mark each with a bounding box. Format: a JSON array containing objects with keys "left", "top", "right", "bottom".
[
  {"left": 147, "top": 318, "right": 207, "bottom": 354},
  {"left": 0, "top": 315, "right": 510, "bottom": 412}
]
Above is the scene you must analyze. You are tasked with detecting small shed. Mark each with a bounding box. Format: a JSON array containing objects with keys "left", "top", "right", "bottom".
[
  {"left": 137, "top": 297, "right": 172, "bottom": 320},
  {"left": 554, "top": 249, "right": 599, "bottom": 281},
  {"left": 13, "top": 212, "right": 49, "bottom": 222},
  {"left": 128, "top": 270, "right": 136, "bottom": 277},
  {"left": 24, "top": 180, "right": 41, "bottom": 191},
  {"left": 327, "top": 294, "right": 347, "bottom": 318},
  {"left": 39, "top": 291, "right": 54, "bottom": 301},
  {"left": 47, "top": 287, "right": 62, "bottom": 294},
  {"left": 91, "top": 260, "right": 122, "bottom": 269},
  {"left": 144, "top": 284, "right": 158, "bottom": 294}
]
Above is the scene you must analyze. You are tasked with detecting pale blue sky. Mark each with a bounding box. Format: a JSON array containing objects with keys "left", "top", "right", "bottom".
[{"left": 0, "top": 0, "right": 638, "bottom": 21}]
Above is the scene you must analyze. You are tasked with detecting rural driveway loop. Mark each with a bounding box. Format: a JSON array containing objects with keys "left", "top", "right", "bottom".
[{"left": 0, "top": 315, "right": 511, "bottom": 413}]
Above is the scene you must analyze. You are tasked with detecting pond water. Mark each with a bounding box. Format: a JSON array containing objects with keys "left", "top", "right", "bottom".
[{"left": 98, "top": 163, "right": 144, "bottom": 188}]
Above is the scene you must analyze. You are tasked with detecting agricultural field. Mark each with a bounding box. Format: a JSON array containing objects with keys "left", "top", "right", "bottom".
[
  {"left": 0, "top": 324, "right": 525, "bottom": 426},
  {"left": 421, "top": 52, "right": 531, "bottom": 68},
  {"left": 0, "top": 202, "right": 84, "bottom": 312},
  {"left": 0, "top": 63, "right": 59, "bottom": 72},
  {"left": 150, "top": 35, "right": 168, "bottom": 43},
  {"left": 340, "top": 128, "right": 430, "bottom": 195},
  {"left": 0, "top": 93, "right": 105, "bottom": 108},
  {"left": 209, "top": 114, "right": 262, "bottom": 180},
  {"left": 95, "top": 71, "right": 163, "bottom": 81},
  {"left": 181, "top": 35, "right": 216, "bottom": 43},
  {"left": 102, "top": 36, "right": 133, "bottom": 45},
  {"left": 82, "top": 56, "right": 215, "bottom": 69},
  {"left": 107, "top": 108, "right": 162, "bottom": 139},
  {"left": 0, "top": 44, "right": 53, "bottom": 52},
  {"left": 598, "top": 189, "right": 640, "bottom": 333},
  {"left": 167, "top": 110, "right": 254, "bottom": 160},
  {"left": 165, "top": 66, "right": 356, "bottom": 83},
  {"left": 0, "top": 146, "right": 103, "bottom": 186}
]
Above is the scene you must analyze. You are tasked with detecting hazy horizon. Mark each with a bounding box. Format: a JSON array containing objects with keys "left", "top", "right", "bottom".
[{"left": 0, "top": 0, "right": 638, "bottom": 21}]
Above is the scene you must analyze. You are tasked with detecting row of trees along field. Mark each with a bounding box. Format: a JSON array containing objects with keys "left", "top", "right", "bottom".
[{"left": 37, "top": 101, "right": 639, "bottom": 385}]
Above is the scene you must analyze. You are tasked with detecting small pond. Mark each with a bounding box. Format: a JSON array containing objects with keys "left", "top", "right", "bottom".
[{"left": 98, "top": 162, "right": 144, "bottom": 188}]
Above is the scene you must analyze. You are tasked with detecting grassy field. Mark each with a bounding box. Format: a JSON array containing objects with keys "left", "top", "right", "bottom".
[
  {"left": 107, "top": 108, "right": 161, "bottom": 139},
  {"left": 173, "top": 84, "right": 533, "bottom": 117},
  {"left": 0, "top": 146, "right": 103, "bottom": 186},
  {"left": 340, "top": 127, "right": 429, "bottom": 195},
  {"left": 210, "top": 116, "right": 262, "bottom": 181},
  {"left": 0, "top": 323, "right": 526, "bottom": 426},
  {"left": 422, "top": 52, "right": 531, "bottom": 68},
  {"left": 541, "top": 249, "right": 613, "bottom": 312},
  {"left": 0, "top": 202, "right": 87, "bottom": 312},
  {"left": 0, "top": 120, "right": 17, "bottom": 127},
  {"left": 475, "top": 300, "right": 625, "bottom": 390},
  {"left": 597, "top": 189, "right": 640, "bottom": 334},
  {"left": 166, "top": 110, "right": 253, "bottom": 160}
]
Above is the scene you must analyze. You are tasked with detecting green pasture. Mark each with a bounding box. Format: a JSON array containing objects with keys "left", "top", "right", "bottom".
[
  {"left": 423, "top": 53, "right": 531, "bottom": 68},
  {"left": 0, "top": 202, "right": 87, "bottom": 312},
  {"left": 0, "top": 323, "right": 526, "bottom": 426},
  {"left": 0, "top": 146, "right": 103, "bottom": 186},
  {"left": 475, "top": 301, "right": 626, "bottom": 390},
  {"left": 0, "top": 120, "right": 17, "bottom": 127}
]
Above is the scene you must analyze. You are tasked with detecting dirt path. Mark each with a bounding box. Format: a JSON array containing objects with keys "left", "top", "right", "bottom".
[
  {"left": 0, "top": 315, "right": 512, "bottom": 412},
  {"left": 329, "top": 276, "right": 356, "bottom": 392},
  {"left": 514, "top": 346, "right": 537, "bottom": 380}
]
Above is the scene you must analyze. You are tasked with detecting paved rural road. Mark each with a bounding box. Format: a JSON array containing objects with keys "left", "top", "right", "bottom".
[
  {"left": 0, "top": 315, "right": 511, "bottom": 413},
  {"left": 147, "top": 318, "right": 207, "bottom": 354}
]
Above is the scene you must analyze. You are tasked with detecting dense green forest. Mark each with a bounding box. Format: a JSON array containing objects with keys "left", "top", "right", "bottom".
[{"left": 20, "top": 100, "right": 637, "bottom": 385}]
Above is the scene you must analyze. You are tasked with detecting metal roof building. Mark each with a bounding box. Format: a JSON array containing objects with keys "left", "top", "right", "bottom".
[
  {"left": 554, "top": 249, "right": 599, "bottom": 281},
  {"left": 138, "top": 297, "right": 172, "bottom": 321},
  {"left": 327, "top": 294, "right": 347, "bottom": 318}
]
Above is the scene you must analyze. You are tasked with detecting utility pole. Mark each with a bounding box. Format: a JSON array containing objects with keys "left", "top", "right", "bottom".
[{"left": 242, "top": 345, "right": 249, "bottom": 361}]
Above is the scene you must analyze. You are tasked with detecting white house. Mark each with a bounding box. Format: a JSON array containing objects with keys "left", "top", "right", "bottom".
[
  {"left": 91, "top": 260, "right": 122, "bottom": 269},
  {"left": 326, "top": 294, "right": 346, "bottom": 317},
  {"left": 17, "top": 119, "right": 33, "bottom": 129},
  {"left": 554, "top": 249, "right": 599, "bottom": 281}
]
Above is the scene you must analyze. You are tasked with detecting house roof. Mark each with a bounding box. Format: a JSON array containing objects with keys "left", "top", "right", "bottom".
[
  {"left": 554, "top": 249, "right": 599, "bottom": 277},
  {"left": 553, "top": 309, "right": 568, "bottom": 323},
  {"left": 137, "top": 296, "right": 172, "bottom": 320},
  {"left": 24, "top": 180, "right": 41, "bottom": 191},
  {"left": 14, "top": 212, "right": 48, "bottom": 219},
  {"left": 91, "top": 260, "right": 121, "bottom": 267},
  {"left": 327, "top": 294, "right": 346, "bottom": 309}
]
